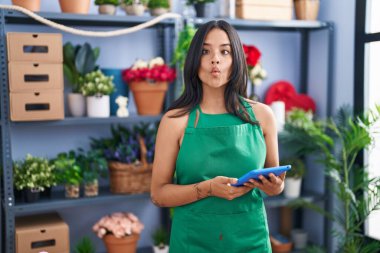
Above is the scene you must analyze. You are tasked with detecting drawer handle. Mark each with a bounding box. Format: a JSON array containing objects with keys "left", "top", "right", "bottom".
[
  {"left": 25, "top": 103, "right": 50, "bottom": 111},
  {"left": 24, "top": 74, "right": 49, "bottom": 82},
  {"left": 23, "top": 45, "right": 48, "bottom": 53},
  {"left": 31, "top": 239, "right": 56, "bottom": 249}
]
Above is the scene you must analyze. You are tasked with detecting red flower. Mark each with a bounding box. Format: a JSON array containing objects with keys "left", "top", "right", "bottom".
[
  {"left": 243, "top": 44, "right": 261, "bottom": 67},
  {"left": 122, "top": 63, "right": 176, "bottom": 83}
]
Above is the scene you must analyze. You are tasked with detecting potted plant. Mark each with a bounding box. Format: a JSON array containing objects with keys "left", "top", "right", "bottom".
[
  {"left": 121, "top": 0, "right": 148, "bottom": 16},
  {"left": 294, "top": 0, "right": 320, "bottom": 20},
  {"left": 11, "top": 0, "right": 41, "bottom": 12},
  {"left": 242, "top": 44, "right": 267, "bottom": 101},
  {"left": 186, "top": 0, "right": 215, "bottom": 17},
  {"left": 152, "top": 227, "right": 169, "bottom": 253},
  {"left": 13, "top": 154, "right": 56, "bottom": 202},
  {"left": 79, "top": 70, "right": 115, "bottom": 118},
  {"left": 63, "top": 42, "right": 100, "bottom": 117},
  {"left": 76, "top": 148, "right": 108, "bottom": 197},
  {"left": 91, "top": 123, "right": 157, "bottom": 193},
  {"left": 53, "top": 151, "right": 82, "bottom": 198},
  {"left": 287, "top": 106, "right": 380, "bottom": 252},
  {"left": 95, "top": 0, "right": 119, "bottom": 15},
  {"left": 148, "top": 0, "right": 170, "bottom": 16},
  {"left": 280, "top": 157, "right": 305, "bottom": 198},
  {"left": 122, "top": 57, "right": 176, "bottom": 115},
  {"left": 92, "top": 212, "right": 144, "bottom": 253},
  {"left": 74, "top": 236, "right": 96, "bottom": 253},
  {"left": 59, "top": 0, "right": 91, "bottom": 14}
]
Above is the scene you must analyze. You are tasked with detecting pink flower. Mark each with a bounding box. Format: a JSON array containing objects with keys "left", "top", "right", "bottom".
[{"left": 93, "top": 212, "right": 144, "bottom": 239}]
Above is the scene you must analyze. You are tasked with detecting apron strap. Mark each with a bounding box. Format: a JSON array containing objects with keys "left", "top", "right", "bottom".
[
  {"left": 240, "top": 98, "right": 258, "bottom": 122},
  {"left": 185, "top": 107, "right": 200, "bottom": 133}
]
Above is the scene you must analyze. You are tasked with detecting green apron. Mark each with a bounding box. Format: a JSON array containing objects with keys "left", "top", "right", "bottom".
[{"left": 170, "top": 100, "right": 271, "bottom": 253}]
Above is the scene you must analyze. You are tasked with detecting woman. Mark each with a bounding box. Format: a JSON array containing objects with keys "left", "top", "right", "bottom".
[{"left": 151, "top": 20, "right": 285, "bottom": 253}]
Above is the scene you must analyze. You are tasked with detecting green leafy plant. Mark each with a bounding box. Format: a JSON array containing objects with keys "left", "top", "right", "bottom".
[
  {"left": 79, "top": 70, "right": 115, "bottom": 97},
  {"left": 63, "top": 42, "right": 100, "bottom": 93},
  {"left": 74, "top": 236, "right": 96, "bottom": 253},
  {"left": 148, "top": 0, "right": 169, "bottom": 9},
  {"left": 53, "top": 151, "right": 82, "bottom": 186},
  {"left": 186, "top": 0, "right": 214, "bottom": 5},
  {"left": 285, "top": 105, "right": 380, "bottom": 252},
  {"left": 281, "top": 157, "right": 305, "bottom": 179},
  {"left": 13, "top": 154, "right": 56, "bottom": 191},
  {"left": 123, "top": 0, "right": 149, "bottom": 5},
  {"left": 172, "top": 24, "right": 196, "bottom": 70},
  {"left": 95, "top": 0, "right": 119, "bottom": 5},
  {"left": 152, "top": 227, "right": 169, "bottom": 248},
  {"left": 76, "top": 148, "right": 108, "bottom": 183}
]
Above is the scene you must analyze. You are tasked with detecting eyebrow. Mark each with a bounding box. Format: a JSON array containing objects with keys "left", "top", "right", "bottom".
[{"left": 203, "top": 43, "right": 231, "bottom": 47}]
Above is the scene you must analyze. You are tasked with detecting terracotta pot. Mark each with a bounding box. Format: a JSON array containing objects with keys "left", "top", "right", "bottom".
[
  {"left": 129, "top": 81, "right": 168, "bottom": 115},
  {"left": 12, "top": 0, "right": 41, "bottom": 12},
  {"left": 103, "top": 234, "right": 140, "bottom": 253},
  {"left": 59, "top": 0, "right": 91, "bottom": 14},
  {"left": 294, "top": 0, "right": 320, "bottom": 20}
]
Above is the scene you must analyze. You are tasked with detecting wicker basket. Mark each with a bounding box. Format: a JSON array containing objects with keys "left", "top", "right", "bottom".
[{"left": 108, "top": 136, "right": 152, "bottom": 194}]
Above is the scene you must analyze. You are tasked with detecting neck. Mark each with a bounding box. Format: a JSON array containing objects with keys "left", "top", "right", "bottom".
[{"left": 200, "top": 85, "right": 227, "bottom": 114}]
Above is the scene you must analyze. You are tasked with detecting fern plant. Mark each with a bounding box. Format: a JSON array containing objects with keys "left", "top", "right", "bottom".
[
  {"left": 282, "top": 105, "right": 380, "bottom": 252},
  {"left": 74, "top": 236, "right": 96, "bottom": 253}
]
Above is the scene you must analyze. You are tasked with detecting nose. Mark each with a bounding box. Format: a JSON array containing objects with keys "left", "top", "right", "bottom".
[{"left": 211, "top": 60, "right": 220, "bottom": 65}]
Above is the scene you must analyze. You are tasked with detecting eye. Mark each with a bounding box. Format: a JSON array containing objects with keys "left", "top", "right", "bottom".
[
  {"left": 221, "top": 50, "right": 230, "bottom": 55},
  {"left": 201, "top": 49, "right": 209, "bottom": 55}
]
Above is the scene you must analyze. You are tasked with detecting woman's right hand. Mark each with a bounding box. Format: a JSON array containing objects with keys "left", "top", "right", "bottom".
[{"left": 208, "top": 176, "right": 255, "bottom": 200}]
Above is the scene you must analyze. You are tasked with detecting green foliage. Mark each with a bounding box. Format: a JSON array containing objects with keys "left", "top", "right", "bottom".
[
  {"left": 13, "top": 154, "right": 57, "bottom": 191},
  {"left": 79, "top": 70, "right": 115, "bottom": 96},
  {"left": 280, "top": 157, "right": 305, "bottom": 179},
  {"left": 63, "top": 42, "right": 100, "bottom": 93},
  {"left": 186, "top": 0, "right": 214, "bottom": 5},
  {"left": 53, "top": 151, "right": 82, "bottom": 186},
  {"left": 172, "top": 24, "right": 196, "bottom": 70},
  {"left": 74, "top": 236, "right": 96, "bottom": 253},
  {"left": 95, "top": 0, "right": 119, "bottom": 6},
  {"left": 152, "top": 227, "right": 169, "bottom": 247},
  {"left": 286, "top": 105, "right": 380, "bottom": 252},
  {"left": 148, "top": 0, "right": 169, "bottom": 9},
  {"left": 76, "top": 148, "right": 108, "bottom": 183},
  {"left": 123, "top": 0, "right": 149, "bottom": 5}
]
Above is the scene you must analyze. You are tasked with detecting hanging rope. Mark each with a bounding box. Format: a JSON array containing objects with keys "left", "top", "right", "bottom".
[{"left": 0, "top": 4, "right": 182, "bottom": 37}]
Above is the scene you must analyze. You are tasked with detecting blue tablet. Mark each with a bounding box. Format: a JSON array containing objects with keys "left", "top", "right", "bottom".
[{"left": 231, "top": 165, "right": 291, "bottom": 187}]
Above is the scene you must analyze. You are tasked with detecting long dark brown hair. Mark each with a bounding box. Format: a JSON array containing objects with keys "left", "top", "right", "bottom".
[{"left": 168, "top": 20, "right": 258, "bottom": 125}]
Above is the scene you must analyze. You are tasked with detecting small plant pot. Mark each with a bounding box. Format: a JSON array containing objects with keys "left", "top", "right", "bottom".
[
  {"left": 12, "top": 0, "right": 41, "bottom": 12},
  {"left": 123, "top": 4, "right": 146, "bottom": 16},
  {"left": 98, "top": 4, "right": 117, "bottom": 15},
  {"left": 153, "top": 245, "right": 169, "bottom": 253},
  {"left": 86, "top": 95, "right": 110, "bottom": 118},
  {"left": 294, "top": 0, "right": 320, "bottom": 20},
  {"left": 23, "top": 188, "right": 40, "bottom": 202},
  {"left": 84, "top": 180, "right": 99, "bottom": 197},
  {"left": 103, "top": 234, "right": 140, "bottom": 253},
  {"left": 129, "top": 81, "right": 168, "bottom": 115},
  {"left": 59, "top": 0, "right": 91, "bottom": 14},
  {"left": 68, "top": 93, "right": 86, "bottom": 117},
  {"left": 150, "top": 8, "right": 169, "bottom": 16},
  {"left": 284, "top": 177, "right": 302, "bottom": 198},
  {"left": 65, "top": 184, "right": 80, "bottom": 198},
  {"left": 291, "top": 229, "right": 308, "bottom": 249}
]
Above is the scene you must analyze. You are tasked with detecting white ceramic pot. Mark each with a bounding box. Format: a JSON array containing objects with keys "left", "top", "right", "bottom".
[
  {"left": 123, "top": 4, "right": 145, "bottom": 16},
  {"left": 150, "top": 7, "right": 169, "bottom": 16},
  {"left": 291, "top": 229, "right": 308, "bottom": 249},
  {"left": 86, "top": 95, "right": 110, "bottom": 118},
  {"left": 98, "top": 4, "right": 116, "bottom": 15},
  {"left": 153, "top": 245, "right": 169, "bottom": 253},
  {"left": 68, "top": 93, "right": 86, "bottom": 117},
  {"left": 284, "top": 177, "right": 302, "bottom": 198}
]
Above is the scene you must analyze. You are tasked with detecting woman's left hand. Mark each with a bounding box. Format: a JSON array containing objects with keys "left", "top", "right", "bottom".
[{"left": 244, "top": 172, "right": 285, "bottom": 196}]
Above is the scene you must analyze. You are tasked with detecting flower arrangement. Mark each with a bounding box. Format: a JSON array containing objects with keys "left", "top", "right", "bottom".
[
  {"left": 13, "top": 154, "right": 57, "bottom": 191},
  {"left": 243, "top": 44, "right": 267, "bottom": 100},
  {"left": 122, "top": 57, "right": 176, "bottom": 83},
  {"left": 79, "top": 70, "right": 115, "bottom": 97},
  {"left": 93, "top": 212, "right": 144, "bottom": 239}
]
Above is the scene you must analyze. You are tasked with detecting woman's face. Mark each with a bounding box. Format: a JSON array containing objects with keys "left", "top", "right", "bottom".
[{"left": 198, "top": 28, "right": 232, "bottom": 89}]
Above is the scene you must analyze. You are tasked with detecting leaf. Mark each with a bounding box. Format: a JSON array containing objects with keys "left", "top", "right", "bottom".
[
  {"left": 63, "top": 42, "right": 75, "bottom": 65},
  {"left": 75, "top": 43, "right": 96, "bottom": 75}
]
